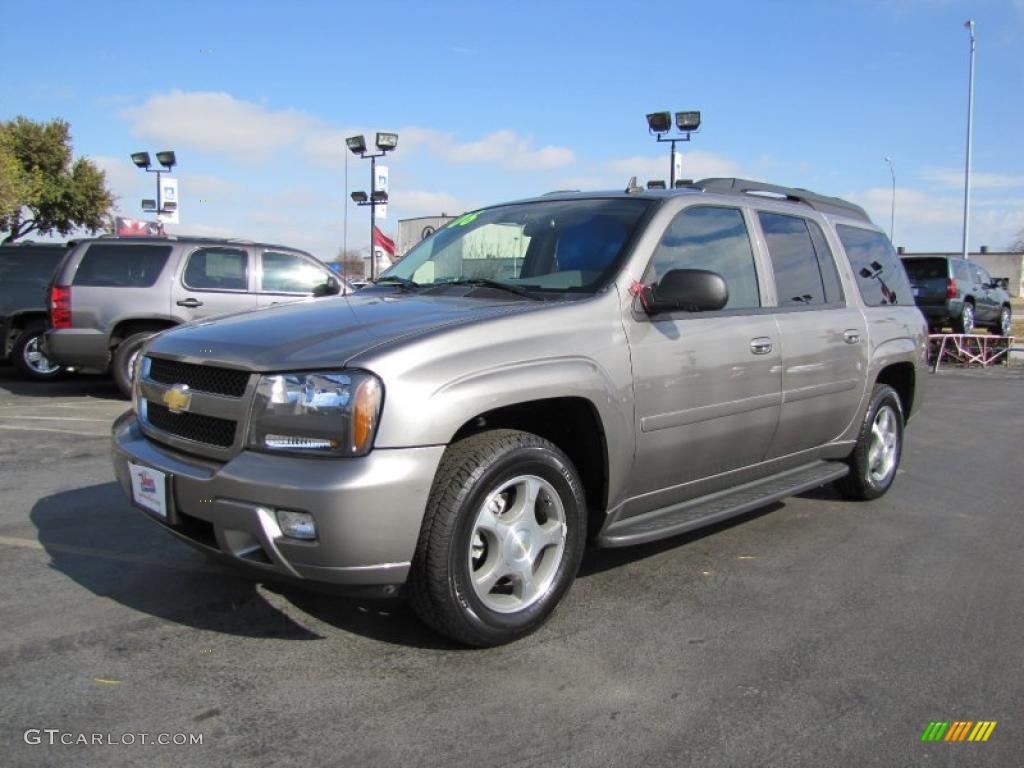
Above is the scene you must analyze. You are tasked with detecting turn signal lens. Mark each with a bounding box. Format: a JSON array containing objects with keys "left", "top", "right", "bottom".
[{"left": 353, "top": 377, "right": 382, "bottom": 453}]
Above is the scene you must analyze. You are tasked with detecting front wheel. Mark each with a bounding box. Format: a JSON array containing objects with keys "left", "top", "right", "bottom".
[
  {"left": 112, "top": 332, "right": 153, "bottom": 398},
  {"left": 11, "top": 325, "right": 64, "bottom": 381},
  {"left": 834, "top": 384, "right": 904, "bottom": 501},
  {"left": 409, "top": 429, "right": 586, "bottom": 647}
]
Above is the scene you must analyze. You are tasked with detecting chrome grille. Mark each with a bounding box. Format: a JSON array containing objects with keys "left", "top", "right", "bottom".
[
  {"left": 146, "top": 403, "right": 237, "bottom": 448},
  {"left": 148, "top": 357, "right": 249, "bottom": 397}
]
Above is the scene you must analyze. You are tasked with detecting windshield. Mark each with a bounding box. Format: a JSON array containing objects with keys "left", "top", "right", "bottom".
[{"left": 381, "top": 198, "right": 653, "bottom": 293}]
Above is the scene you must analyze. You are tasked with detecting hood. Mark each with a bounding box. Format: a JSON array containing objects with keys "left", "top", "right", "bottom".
[{"left": 146, "top": 291, "right": 538, "bottom": 371}]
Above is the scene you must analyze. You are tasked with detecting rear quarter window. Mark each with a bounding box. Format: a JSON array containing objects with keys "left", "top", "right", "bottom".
[
  {"left": 72, "top": 244, "right": 172, "bottom": 287},
  {"left": 835, "top": 225, "right": 913, "bottom": 307}
]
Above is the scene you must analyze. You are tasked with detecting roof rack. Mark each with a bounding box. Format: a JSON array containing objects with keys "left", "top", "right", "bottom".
[{"left": 696, "top": 177, "right": 869, "bottom": 222}]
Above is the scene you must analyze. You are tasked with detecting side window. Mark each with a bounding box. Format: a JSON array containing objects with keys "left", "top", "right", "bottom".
[
  {"left": 182, "top": 247, "right": 248, "bottom": 291},
  {"left": 645, "top": 206, "right": 760, "bottom": 310},
  {"left": 758, "top": 212, "right": 842, "bottom": 307},
  {"left": 835, "top": 225, "right": 914, "bottom": 307},
  {"left": 954, "top": 260, "right": 971, "bottom": 282},
  {"left": 73, "top": 244, "right": 172, "bottom": 287},
  {"left": 972, "top": 264, "right": 990, "bottom": 286},
  {"left": 260, "top": 251, "right": 329, "bottom": 293}
]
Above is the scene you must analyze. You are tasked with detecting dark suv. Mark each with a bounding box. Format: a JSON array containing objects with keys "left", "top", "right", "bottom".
[
  {"left": 901, "top": 255, "right": 1012, "bottom": 336},
  {"left": 0, "top": 243, "right": 69, "bottom": 380}
]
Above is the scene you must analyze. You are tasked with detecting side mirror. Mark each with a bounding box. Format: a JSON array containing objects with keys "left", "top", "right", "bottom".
[
  {"left": 645, "top": 269, "right": 728, "bottom": 314},
  {"left": 313, "top": 276, "right": 341, "bottom": 297}
]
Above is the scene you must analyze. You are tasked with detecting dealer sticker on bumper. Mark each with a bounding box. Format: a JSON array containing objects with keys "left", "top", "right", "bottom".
[{"left": 129, "top": 463, "right": 168, "bottom": 518}]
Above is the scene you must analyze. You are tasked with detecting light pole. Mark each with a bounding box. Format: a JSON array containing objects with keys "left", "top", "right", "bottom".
[
  {"left": 346, "top": 133, "right": 398, "bottom": 281},
  {"left": 962, "top": 19, "right": 976, "bottom": 260},
  {"left": 130, "top": 150, "right": 177, "bottom": 217},
  {"left": 884, "top": 156, "right": 896, "bottom": 244},
  {"left": 646, "top": 111, "right": 701, "bottom": 188}
]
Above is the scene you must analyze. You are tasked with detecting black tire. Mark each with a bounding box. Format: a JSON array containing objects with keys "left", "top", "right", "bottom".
[
  {"left": 834, "top": 384, "right": 904, "bottom": 501},
  {"left": 408, "top": 429, "right": 586, "bottom": 647},
  {"left": 112, "top": 332, "right": 153, "bottom": 398},
  {"left": 953, "top": 302, "right": 975, "bottom": 335},
  {"left": 993, "top": 306, "right": 1012, "bottom": 337},
  {"left": 11, "top": 324, "right": 64, "bottom": 381}
]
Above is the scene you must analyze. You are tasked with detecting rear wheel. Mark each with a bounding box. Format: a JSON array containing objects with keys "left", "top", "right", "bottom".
[
  {"left": 954, "top": 302, "right": 975, "bottom": 335},
  {"left": 993, "top": 306, "right": 1012, "bottom": 337},
  {"left": 112, "top": 332, "right": 153, "bottom": 398},
  {"left": 11, "top": 325, "right": 64, "bottom": 381},
  {"left": 834, "top": 384, "right": 904, "bottom": 501},
  {"left": 409, "top": 429, "right": 586, "bottom": 647}
]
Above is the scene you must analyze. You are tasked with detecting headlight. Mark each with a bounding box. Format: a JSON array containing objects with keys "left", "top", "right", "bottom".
[{"left": 247, "top": 371, "right": 383, "bottom": 457}]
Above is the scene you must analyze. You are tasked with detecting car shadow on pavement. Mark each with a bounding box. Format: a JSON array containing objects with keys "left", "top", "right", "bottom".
[
  {"left": 30, "top": 482, "right": 456, "bottom": 650},
  {"left": 578, "top": 502, "right": 785, "bottom": 578},
  {"left": 0, "top": 368, "right": 123, "bottom": 400}
]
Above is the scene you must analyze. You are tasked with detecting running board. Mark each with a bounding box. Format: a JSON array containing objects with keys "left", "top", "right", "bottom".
[{"left": 598, "top": 461, "right": 849, "bottom": 548}]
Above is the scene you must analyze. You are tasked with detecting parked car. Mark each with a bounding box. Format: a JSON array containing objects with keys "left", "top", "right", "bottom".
[
  {"left": 900, "top": 254, "right": 1012, "bottom": 335},
  {"left": 0, "top": 242, "right": 69, "bottom": 380},
  {"left": 111, "top": 178, "right": 927, "bottom": 646},
  {"left": 45, "top": 236, "right": 347, "bottom": 396}
]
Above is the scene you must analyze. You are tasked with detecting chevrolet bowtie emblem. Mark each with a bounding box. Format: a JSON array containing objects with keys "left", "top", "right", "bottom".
[{"left": 162, "top": 384, "right": 192, "bottom": 414}]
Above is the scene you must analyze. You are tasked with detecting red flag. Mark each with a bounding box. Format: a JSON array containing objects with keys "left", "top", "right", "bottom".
[{"left": 373, "top": 226, "right": 396, "bottom": 256}]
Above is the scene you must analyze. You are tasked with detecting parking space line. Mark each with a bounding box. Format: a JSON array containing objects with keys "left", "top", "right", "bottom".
[
  {"left": 0, "top": 425, "right": 108, "bottom": 436},
  {"left": 0, "top": 535, "right": 223, "bottom": 573},
  {"left": 2, "top": 416, "right": 112, "bottom": 422}
]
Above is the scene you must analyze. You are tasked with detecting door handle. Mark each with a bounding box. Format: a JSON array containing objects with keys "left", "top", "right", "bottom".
[
  {"left": 843, "top": 330, "right": 861, "bottom": 344},
  {"left": 750, "top": 337, "right": 773, "bottom": 355},
  {"left": 176, "top": 298, "right": 203, "bottom": 308}
]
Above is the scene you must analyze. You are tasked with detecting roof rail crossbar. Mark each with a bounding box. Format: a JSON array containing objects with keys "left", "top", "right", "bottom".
[{"left": 696, "top": 177, "right": 869, "bottom": 222}]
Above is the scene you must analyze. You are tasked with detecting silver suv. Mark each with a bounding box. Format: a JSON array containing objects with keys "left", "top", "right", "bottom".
[
  {"left": 45, "top": 236, "right": 347, "bottom": 395},
  {"left": 111, "top": 179, "right": 927, "bottom": 646}
]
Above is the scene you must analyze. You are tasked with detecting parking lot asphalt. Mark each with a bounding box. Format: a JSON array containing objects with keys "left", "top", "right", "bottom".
[{"left": 1, "top": 363, "right": 1021, "bottom": 767}]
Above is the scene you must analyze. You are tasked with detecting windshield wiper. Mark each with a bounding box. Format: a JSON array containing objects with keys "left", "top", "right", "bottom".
[
  {"left": 433, "top": 278, "right": 539, "bottom": 300},
  {"left": 373, "top": 275, "right": 420, "bottom": 292}
]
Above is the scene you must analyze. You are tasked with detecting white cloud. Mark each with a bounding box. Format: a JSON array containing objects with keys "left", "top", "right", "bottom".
[
  {"left": 90, "top": 154, "right": 145, "bottom": 201},
  {"left": 121, "top": 91, "right": 319, "bottom": 162},
  {"left": 847, "top": 186, "right": 1024, "bottom": 251},
  {"left": 920, "top": 168, "right": 1024, "bottom": 190},
  {"left": 392, "top": 189, "right": 475, "bottom": 218},
  {"left": 399, "top": 128, "right": 575, "bottom": 171}
]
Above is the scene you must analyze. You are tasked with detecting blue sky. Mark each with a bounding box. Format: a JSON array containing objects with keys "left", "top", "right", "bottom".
[{"left": 2, "top": 0, "right": 1022, "bottom": 259}]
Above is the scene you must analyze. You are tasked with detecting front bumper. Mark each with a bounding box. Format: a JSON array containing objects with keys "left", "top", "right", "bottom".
[{"left": 111, "top": 411, "right": 444, "bottom": 595}]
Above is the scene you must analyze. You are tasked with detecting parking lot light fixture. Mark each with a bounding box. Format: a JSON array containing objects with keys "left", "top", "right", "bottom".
[
  {"left": 376, "top": 132, "right": 398, "bottom": 151},
  {"left": 675, "top": 111, "right": 701, "bottom": 132},
  {"left": 131, "top": 149, "right": 177, "bottom": 217},
  {"left": 646, "top": 112, "right": 672, "bottom": 134},
  {"left": 646, "top": 109, "right": 701, "bottom": 188},
  {"left": 346, "top": 135, "right": 367, "bottom": 155},
  {"left": 155, "top": 151, "right": 176, "bottom": 170},
  {"left": 345, "top": 131, "right": 398, "bottom": 281}
]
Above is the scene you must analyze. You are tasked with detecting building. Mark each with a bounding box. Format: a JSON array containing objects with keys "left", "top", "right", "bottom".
[
  {"left": 397, "top": 215, "right": 458, "bottom": 258},
  {"left": 898, "top": 246, "right": 1024, "bottom": 297}
]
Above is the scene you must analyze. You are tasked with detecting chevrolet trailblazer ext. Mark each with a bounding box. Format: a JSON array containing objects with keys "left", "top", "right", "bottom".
[{"left": 112, "top": 178, "right": 926, "bottom": 646}]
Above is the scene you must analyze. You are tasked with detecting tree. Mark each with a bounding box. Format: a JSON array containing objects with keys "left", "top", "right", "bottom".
[
  {"left": 335, "top": 248, "right": 366, "bottom": 280},
  {"left": 0, "top": 117, "right": 116, "bottom": 243},
  {"left": 1011, "top": 228, "right": 1024, "bottom": 252}
]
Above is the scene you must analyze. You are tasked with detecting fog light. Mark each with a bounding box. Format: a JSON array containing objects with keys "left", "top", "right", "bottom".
[{"left": 276, "top": 510, "right": 317, "bottom": 540}]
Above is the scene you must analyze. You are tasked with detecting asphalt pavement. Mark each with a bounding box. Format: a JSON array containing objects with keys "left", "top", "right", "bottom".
[{"left": 1, "top": 363, "right": 1021, "bottom": 767}]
